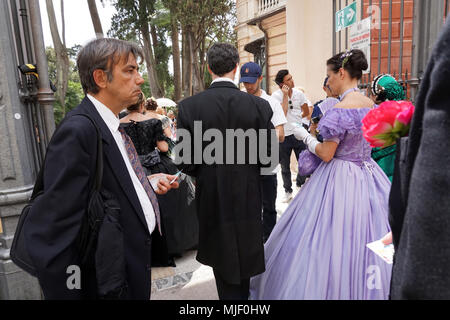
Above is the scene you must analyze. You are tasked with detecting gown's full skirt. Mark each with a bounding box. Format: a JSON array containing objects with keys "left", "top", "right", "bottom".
[{"left": 249, "top": 158, "right": 392, "bottom": 300}]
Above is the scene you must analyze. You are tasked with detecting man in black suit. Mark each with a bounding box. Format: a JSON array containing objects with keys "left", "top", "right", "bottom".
[
  {"left": 389, "top": 20, "right": 450, "bottom": 299},
  {"left": 24, "top": 38, "right": 179, "bottom": 300},
  {"left": 176, "top": 43, "right": 276, "bottom": 300}
]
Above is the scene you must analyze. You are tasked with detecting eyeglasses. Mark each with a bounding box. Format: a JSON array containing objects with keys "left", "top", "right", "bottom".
[{"left": 289, "top": 100, "right": 293, "bottom": 110}]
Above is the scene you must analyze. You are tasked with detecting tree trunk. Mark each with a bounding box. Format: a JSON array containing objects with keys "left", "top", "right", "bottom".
[
  {"left": 87, "top": 0, "right": 104, "bottom": 38},
  {"left": 141, "top": 24, "right": 164, "bottom": 98},
  {"left": 171, "top": 14, "right": 182, "bottom": 102},
  {"left": 61, "top": 0, "right": 66, "bottom": 46},
  {"left": 150, "top": 23, "right": 165, "bottom": 96},
  {"left": 188, "top": 30, "right": 204, "bottom": 94},
  {"left": 199, "top": 37, "right": 206, "bottom": 86},
  {"left": 187, "top": 29, "right": 194, "bottom": 96},
  {"left": 46, "top": 0, "right": 69, "bottom": 117},
  {"left": 181, "top": 27, "right": 191, "bottom": 97},
  {"left": 150, "top": 24, "right": 159, "bottom": 65}
]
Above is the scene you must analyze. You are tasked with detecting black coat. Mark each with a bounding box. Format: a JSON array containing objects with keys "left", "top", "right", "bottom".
[
  {"left": 176, "top": 81, "right": 274, "bottom": 284},
  {"left": 389, "top": 20, "right": 450, "bottom": 299},
  {"left": 24, "top": 97, "right": 154, "bottom": 300}
]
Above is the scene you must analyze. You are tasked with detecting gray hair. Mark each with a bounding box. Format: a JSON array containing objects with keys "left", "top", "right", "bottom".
[{"left": 77, "top": 38, "right": 144, "bottom": 95}]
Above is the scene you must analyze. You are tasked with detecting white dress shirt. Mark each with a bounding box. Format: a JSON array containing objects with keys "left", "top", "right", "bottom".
[
  {"left": 260, "top": 89, "right": 288, "bottom": 128},
  {"left": 272, "top": 88, "right": 312, "bottom": 136},
  {"left": 87, "top": 95, "right": 156, "bottom": 234},
  {"left": 211, "top": 77, "right": 237, "bottom": 86}
]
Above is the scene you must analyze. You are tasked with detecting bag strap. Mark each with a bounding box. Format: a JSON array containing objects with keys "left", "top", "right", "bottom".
[
  {"left": 30, "top": 113, "right": 103, "bottom": 200},
  {"left": 75, "top": 114, "right": 103, "bottom": 192}
]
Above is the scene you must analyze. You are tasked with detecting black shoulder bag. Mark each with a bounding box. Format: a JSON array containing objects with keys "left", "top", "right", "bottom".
[
  {"left": 10, "top": 114, "right": 127, "bottom": 300},
  {"left": 10, "top": 114, "right": 103, "bottom": 276}
]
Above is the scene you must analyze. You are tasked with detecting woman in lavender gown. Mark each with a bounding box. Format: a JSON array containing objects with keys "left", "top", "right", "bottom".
[{"left": 249, "top": 49, "right": 392, "bottom": 300}]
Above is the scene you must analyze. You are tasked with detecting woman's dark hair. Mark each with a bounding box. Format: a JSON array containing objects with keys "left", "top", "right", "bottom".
[
  {"left": 275, "top": 69, "right": 289, "bottom": 85},
  {"left": 326, "top": 49, "right": 368, "bottom": 80},
  {"left": 145, "top": 98, "right": 158, "bottom": 111},
  {"left": 207, "top": 43, "right": 240, "bottom": 76},
  {"left": 127, "top": 92, "right": 145, "bottom": 112}
]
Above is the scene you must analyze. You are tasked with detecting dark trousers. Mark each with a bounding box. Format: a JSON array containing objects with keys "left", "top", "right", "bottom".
[
  {"left": 213, "top": 270, "right": 250, "bottom": 300},
  {"left": 260, "top": 174, "right": 277, "bottom": 243},
  {"left": 279, "top": 134, "right": 307, "bottom": 193}
]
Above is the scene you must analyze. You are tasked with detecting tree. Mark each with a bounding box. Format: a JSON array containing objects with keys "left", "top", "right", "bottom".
[
  {"left": 109, "top": 0, "right": 164, "bottom": 98},
  {"left": 46, "top": 0, "right": 70, "bottom": 118},
  {"left": 46, "top": 46, "right": 84, "bottom": 124},
  {"left": 170, "top": 12, "right": 181, "bottom": 101},
  {"left": 162, "top": 0, "right": 181, "bottom": 101},
  {"left": 164, "top": 0, "right": 236, "bottom": 96},
  {"left": 109, "top": 0, "right": 236, "bottom": 99},
  {"left": 87, "top": 0, "right": 104, "bottom": 38}
]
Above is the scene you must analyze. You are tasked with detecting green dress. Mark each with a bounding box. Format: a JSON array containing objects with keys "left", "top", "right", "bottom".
[{"left": 371, "top": 144, "right": 397, "bottom": 182}]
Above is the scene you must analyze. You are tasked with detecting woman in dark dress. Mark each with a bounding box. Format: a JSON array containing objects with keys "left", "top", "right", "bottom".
[{"left": 120, "top": 96, "right": 198, "bottom": 267}]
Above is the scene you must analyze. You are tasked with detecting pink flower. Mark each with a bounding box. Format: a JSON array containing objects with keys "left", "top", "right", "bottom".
[
  {"left": 362, "top": 100, "right": 415, "bottom": 148},
  {"left": 395, "top": 102, "right": 415, "bottom": 125}
]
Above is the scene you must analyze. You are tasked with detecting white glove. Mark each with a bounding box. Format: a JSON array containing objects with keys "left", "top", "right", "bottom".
[
  {"left": 292, "top": 124, "right": 320, "bottom": 155},
  {"left": 292, "top": 125, "right": 309, "bottom": 141}
]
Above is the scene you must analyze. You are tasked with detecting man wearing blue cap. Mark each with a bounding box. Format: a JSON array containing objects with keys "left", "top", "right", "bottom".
[{"left": 240, "top": 62, "right": 287, "bottom": 243}]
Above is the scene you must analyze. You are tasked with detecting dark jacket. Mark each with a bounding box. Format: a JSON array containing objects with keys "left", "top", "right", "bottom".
[
  {"left": 389, "top": 20, "right": 450, "bottom": 299},
  {"left": 24, "top": 97, "right": 154, "bottom": 300},
  {"left": 176, "top": 81, "right": 274, "bottom": 284}
]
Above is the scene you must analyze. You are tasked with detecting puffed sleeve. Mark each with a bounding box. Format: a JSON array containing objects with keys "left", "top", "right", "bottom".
[{"left": 318, "top": 108, "right": 363, "bottom": 143}]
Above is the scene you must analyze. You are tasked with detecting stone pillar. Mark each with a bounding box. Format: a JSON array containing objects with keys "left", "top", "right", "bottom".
[{"left": 0, "top": 0, "right": 45, "bottom": 300}]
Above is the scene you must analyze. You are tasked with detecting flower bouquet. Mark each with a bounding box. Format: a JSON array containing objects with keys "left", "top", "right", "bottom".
[{"left": 362, "top": 100, "right": 415, "bottom": 148}]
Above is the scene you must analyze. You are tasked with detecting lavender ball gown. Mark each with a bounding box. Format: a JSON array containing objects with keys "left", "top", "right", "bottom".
[{"left": 249, "top": 107, "right": 392, "bottom": 300}]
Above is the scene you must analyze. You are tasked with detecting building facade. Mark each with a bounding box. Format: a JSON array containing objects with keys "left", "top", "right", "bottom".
[
  {"left": 237, "top": 0, "right": 449, "bottom": 103},
  {"left": 236, "top": 0, "right": 288, "bottom": 95}
]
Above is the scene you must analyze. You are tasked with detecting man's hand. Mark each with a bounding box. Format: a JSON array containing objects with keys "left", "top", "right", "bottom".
[
  {"left": 148, "top": 173, "right": 180, "bottom": 195},
  {"left": 282, "top": 85, "right": 290, "bottom": 96},
  {"left": 309, "top": 123, "right": 318, "bottom": 138},
  {"left": 301, "top": 103, "right": 310, "bottom": 118},
  {"left": 381, "top": 232, "right": 393, "bottom": 245}
]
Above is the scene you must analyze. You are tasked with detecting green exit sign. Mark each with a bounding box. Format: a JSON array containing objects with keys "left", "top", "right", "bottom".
[{"left": 336, "top": 2, "right": 357, "bottom": 32}]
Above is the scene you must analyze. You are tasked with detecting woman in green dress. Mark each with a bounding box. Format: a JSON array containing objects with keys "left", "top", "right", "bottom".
[{"left": 368, "top": 74, "right": 406, "bottom": 181}]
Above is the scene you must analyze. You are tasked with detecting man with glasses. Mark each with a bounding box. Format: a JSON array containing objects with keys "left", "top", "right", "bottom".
[{"left": 272, "top": 70, "right": 312, "bottom": 202}]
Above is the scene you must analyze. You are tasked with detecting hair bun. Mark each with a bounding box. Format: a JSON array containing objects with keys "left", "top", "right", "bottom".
[{"left": 348, "top": 49, "right": 368, "bottom": 72}]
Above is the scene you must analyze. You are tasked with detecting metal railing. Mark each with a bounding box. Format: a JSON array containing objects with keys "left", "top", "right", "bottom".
[
  {"left": 332, "top": 0, "right": 448, "bottom": 102},
  {"left": 258, "top": 0, "right": 286, "bottom": 15}
]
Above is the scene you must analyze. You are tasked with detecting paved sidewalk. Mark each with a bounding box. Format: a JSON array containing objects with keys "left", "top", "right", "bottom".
[{"left": 151, "top": 167, "right": 302, "bottom": 300}]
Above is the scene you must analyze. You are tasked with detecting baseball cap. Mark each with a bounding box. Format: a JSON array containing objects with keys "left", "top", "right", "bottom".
[{"left": 239, "top": 62, "right": 262, "bottom": 84}]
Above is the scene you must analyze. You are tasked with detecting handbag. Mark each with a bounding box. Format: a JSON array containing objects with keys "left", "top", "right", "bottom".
[{"left": 10, "top": 114, "right": 103, "bottom": 277}]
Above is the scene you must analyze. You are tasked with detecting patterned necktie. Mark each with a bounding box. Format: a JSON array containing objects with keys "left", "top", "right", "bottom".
[{"left": 118, "top": 127, "right": 161, "bottom": 235}]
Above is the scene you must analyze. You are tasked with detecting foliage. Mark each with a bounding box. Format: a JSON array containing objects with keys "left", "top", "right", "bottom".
[
  {"left": 109, "top": 0, "right": 172, "bottom": 97},
  {"left": 163, "top": 0, "right": 237, "bottom": 90},
  {"left": 46, "top": 46, "right": 84, "bottom": 124}
]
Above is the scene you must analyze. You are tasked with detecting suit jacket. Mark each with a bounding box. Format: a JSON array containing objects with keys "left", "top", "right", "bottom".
[
  {"left": 389, "top": 20, "right": 450, "bottom": 299},
  {"left": 176, "top": 81, "right": 274, "bottom": 284},
  {"left": 24, "top": 97, "right": 153, "bottom": 300}
]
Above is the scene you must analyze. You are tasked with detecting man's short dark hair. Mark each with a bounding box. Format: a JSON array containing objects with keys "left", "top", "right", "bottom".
[
  {"left": 275, "top": 69, "right": 289, "bottom": 85},
  {"left": 77, "top": 38, "right": 144, "bottom": 95},
  {"left": 207, "top": 43, "right": 240, "bottom": 77}
]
